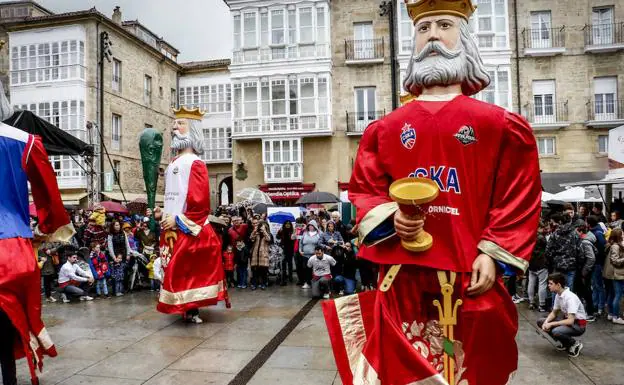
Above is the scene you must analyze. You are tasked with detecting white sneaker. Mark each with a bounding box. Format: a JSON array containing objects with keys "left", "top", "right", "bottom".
[
  {"left": 302, "top": 283, "right": 310, "bottom": 289},
  {"left": 613, "top": 317, "right": 624, "bottom": 325},
  {"left": 46, "top": 297, "right": 57, "bottom": 303},
  {"left": 323, "top": 293, "right": 330, "bottom": 299},
  {"left": 79, "top": 296, "right": 94, "bottom": 301},
  {"left": 61, "top": 294, "right": 70, "bottom": 303},
  {"left": 607, "top": 314, "right": 614, "bottom": 321},
  {"left": 189, "top": 315, "right": 203, "bottom": 324}
]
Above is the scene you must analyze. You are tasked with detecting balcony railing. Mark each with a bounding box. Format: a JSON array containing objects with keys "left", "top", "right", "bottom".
[
  {"left": 232, "top": 44, "right": 330, "bottom": 64},
  {"left": 345, "top": 38, "right": 384, "bottom": 63},
  {"left": 587, "top": 98, "right": 624, "bottom": 126},
  {"left": 584, "top": 22, "right": 624, "bottom": 50},
  {"left": 523, "top": 27, "right": 566, "bottom": 55},
  {"left": 346, "top": 110, "right": 385, "bottom": 134},
  {"left": 233, "top": 114, "right": 331, "bottom": 137},
  {"left": 264, "top": 163, "right": 303, "bottom": 184},
  {"left": 523, "top": 101, "right": 569, "bottom": 128}
]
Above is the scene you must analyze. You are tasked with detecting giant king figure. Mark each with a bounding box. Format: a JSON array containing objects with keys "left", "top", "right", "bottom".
[
  {"left": 156, "top": 107, "right": 229, "bottom": 323},
  {"left": 323, "top": 1, "right": 541, "bottom": 384}
]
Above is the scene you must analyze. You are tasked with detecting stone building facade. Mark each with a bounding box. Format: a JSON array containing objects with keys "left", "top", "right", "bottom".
[
  {"left": 3, "top": 4, "right": 180, "bottom": 205},
  {"left": 331, "top": 0, "right": 393, "bottom": 199},
  {"left": 179, "top": 59, "right": 234, "bottom": 212},
  {"left": 509, "top": 0, "right": 624, "bottom": 192}
]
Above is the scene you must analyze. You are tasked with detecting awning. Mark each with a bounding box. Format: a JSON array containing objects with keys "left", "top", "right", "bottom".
[
  {"left": 541, "top": 171, "right": 607, "bottom": 193},
  {"left": 30, "top": 191, "right": 87, "bottom": 205},
  {"left": 102, "top": 192, "right": 164, "bottom": 204}
]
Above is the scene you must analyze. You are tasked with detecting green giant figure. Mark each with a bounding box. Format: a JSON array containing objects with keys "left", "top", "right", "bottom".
[{"left": 139, "top": 128, "right": 164, "bottom": 209}]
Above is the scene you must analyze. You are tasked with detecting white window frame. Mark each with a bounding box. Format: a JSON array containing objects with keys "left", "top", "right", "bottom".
[
  {"left": 270, "top": 9, "right": 286, "bottom": 46},
  {"left": 10, "top": 40, "right": 85, "bottom": 85},
  {"left": 474, "top": 68, "right": 510, "bottom": 109},
  {"left": 262, "top": 138, "right": 303, "bottom": 183},
  {"left": 233, "top": 14, "right": 242, "bottom": 50},
  {"left": 298, "top": 7, "right": 315, "bottom": 44},
  {"left": 530, "top": 11, "right": 552, "bottom": 48},
  {"left": 592, "top": 6, "right": 614, "bottom": 45},
  {"left": 112, "top": 58, "right": 121, "bottom": 91},
  {"left": 532, "top": 80, "right": 556, "bottom": 123},
  {"left": 537, "top": 137, "right": 556, "bottom": 156},
  {"left": 354, "top": 87, "right": 377, "bottom": 131},
  {"left": 472, "top": 0, "right": 508, "bottom": 49},
  {"left": 111, "top": 113, "right": 122, "bottom": 151},
  {"left": 594, "top": 76, "right": 618, "bottom": 120},
  {"left": 243, "top": 11, "right": 258, "bottom": 49},
  {"left": 398, "top": 2, "right": 413, "bottom": 54},
  {"left": 202, "top": 127, "right": 232, "bottom": 162},
  {"left": 598, "top": 135, "right": 608, "bottom": 154},
  {"left": 144, "top": 75, "right": 152, "bottom": 105}
]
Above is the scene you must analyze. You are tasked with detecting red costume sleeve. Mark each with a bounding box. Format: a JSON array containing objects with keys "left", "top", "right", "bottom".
[
  {"left": 477, "top": 112, "right": 541, "bottom": 271},
  {"left": 349, "top": 121, "right": 399, "bottom": 246},
  {"left": 24, "top": 136, "right": 73, "bottom": 241},
  {"left": 176, "top": 160, "right": 211, "bottom": 236}
]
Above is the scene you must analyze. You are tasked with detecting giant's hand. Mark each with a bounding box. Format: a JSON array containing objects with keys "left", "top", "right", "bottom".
[
  {"left": 466, "top": 253, "right": 496, "bottom": 296},
  {"left": 161, "top": 214, "right": 176, "bottom": 231},
  {"left": 153, "top": 207, "right": 163, "bottom": 221},
  {"left": 394, "top": 209, "right": 424, "bottom": 242}
]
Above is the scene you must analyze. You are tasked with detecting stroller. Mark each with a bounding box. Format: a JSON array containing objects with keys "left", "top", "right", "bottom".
[
  {"left": 127, "top": 246, "right": 150, "bottom": 291},
  {"left": 267, "top": 242, "right": 283, "bottom": 285}
]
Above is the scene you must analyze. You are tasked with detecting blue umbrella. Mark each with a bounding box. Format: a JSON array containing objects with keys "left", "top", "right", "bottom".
[{"left": 268, "top": 211, "right": 296, "bottom": 224}]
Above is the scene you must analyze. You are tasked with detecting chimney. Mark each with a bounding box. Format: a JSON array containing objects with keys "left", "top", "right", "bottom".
[{"left": 112, "top": 6, "right": 121, "bottom": 25}]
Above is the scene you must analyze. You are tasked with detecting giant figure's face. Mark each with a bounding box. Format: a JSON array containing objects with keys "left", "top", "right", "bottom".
[
  {"left": 172, "top": 119, "right": 190, "bottom": 136},
  {"left": 414, "top": 15, "right": 461, "bottom": 55}
]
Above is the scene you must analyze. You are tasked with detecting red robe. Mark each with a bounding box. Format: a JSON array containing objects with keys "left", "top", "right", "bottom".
[
  {"left": 0, "top": 123, "right": 74, "bottom": 384},
  {"left": 157, "top": 153, "right": 228, "bottom": 314},
  {"left": 323, "top": 96, "right": 541, "bottom": 385}
]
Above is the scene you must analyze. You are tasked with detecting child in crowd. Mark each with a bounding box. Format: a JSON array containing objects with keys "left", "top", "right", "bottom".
[
  {"left": 88, "top": 242, "right": 111, "bottom": 299},
  {"left": 146, "top": 254, "right": 162, "bottom": 292},
  {"left": 223, "top": 245, "right": 235, "bottom": 288},
  {"left": 234, "top": 240, "right": 249, "bottom": 289},
  {"left": 38, "top": 247, "right": 58, "bottom": 303},
  {"left": 110, "top": 252, "right": 126, "bottom": 296}
]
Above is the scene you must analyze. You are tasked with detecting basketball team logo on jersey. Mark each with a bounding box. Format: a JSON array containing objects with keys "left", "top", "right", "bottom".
[
  {"left": 454, "top": 125, "right": 477, "bottom": 145},
  {"left": 400, "top": 123, "right": 416, "bottom": 149}
]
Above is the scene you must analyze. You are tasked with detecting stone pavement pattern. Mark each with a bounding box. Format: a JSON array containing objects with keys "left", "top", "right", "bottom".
[{"left": 3, "top": 286, "right": 623, "bottom": 385}]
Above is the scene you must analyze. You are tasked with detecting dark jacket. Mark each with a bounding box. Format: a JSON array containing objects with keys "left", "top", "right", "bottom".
[
  {"left": 590, "top": 225, "right": 607, "bottom": 265},
  {"left": 579, "top": 237, "right": 597, "bottom": 277},
  {"left": 545, "top": 223, "right": 581, "bottom": 272},
  {"left": 529, "top": 233, "right": 547, "bottom": 271},
  {"left": 235, "top": 245, "right": 250, "bottom": 267}
]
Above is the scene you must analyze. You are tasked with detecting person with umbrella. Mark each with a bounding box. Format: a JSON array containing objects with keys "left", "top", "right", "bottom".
[{"left": 155, "top": 107, "right": 229, "bottom": 323}]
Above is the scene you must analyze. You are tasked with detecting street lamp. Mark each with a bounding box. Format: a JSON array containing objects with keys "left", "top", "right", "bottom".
[{"left": 379, "top": 1, "right": 399, "bottom": 110}]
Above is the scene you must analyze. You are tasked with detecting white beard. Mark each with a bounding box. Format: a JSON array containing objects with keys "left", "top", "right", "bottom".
[
  {"left": 170, "top": 130, "right": 192, "bottom": 151},
  {"left": 406, "top": 40, "right": 468, "bottom": 91}
]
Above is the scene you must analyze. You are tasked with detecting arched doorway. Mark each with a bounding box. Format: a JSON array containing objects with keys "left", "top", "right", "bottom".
[{"left": 218, "top": 176, "right": 233, "bottom": 206}]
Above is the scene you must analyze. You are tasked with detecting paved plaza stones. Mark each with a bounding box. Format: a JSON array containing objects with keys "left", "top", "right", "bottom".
[{"left": 3, "top": 286, "right": 624, "bottom": 385}]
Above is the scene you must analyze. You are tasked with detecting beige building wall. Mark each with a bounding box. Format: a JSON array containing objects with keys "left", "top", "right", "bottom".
[
  {"left": 231, "top": 140, "right": 263, "bottom": 197},
  {"left": 510, "top": 0, "right": 624, "bottom": 190},
  {"left": 83, "top": 20, "right": 178, "bottom": 199},
  {"left": 331, "top": 0, "right": 393, "bottom": 190}
]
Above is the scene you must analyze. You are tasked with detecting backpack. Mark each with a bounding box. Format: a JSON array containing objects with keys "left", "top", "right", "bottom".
[{"left": 549, "top": 227, "right": 583, "bottom": 272}]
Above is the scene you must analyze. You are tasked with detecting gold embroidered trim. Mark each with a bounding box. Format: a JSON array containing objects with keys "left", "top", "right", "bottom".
[
  {"left": 335, "top": 294, "right": 368, "bottom": 373},
  {"left": 178, "top": 214, "right": 202, "bottom": 236},
  {"left": 159, "top": 281, "right": 224, "bottom": 305},
  {"left": 477, "top": 239, "right": 529, "bottom": 272},
  {"left": 358, "top": 202, "right": 399, "bottom": 246}
]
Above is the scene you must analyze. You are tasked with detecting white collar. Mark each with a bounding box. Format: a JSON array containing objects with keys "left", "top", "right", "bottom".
[{"left": 416, "top": 93, "right": 461, "bottom": 102}]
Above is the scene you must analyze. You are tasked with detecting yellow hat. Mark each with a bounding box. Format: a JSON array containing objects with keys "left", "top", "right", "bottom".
[
  {"left": 172, "top": 106, "right": 204, "bottom": 121},
  {"left": 405, "top": 0, "right": 476, "bottom": 23}
]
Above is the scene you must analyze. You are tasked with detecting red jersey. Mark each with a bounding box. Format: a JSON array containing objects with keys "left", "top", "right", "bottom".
[{"left": 351, "top": 95, "right": 541, "bottom": 273}]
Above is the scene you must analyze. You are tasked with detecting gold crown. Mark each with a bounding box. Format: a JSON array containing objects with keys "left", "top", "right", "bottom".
[
  {"left": 173, "top": 106, "right": 204, "bottom": 121},
  {"left": 405, "top": 0, "right": 476, "bottom": 23}
]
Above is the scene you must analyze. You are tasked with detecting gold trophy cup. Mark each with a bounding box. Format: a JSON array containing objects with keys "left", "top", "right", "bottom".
[{"left": 389, "top": 177, "right": 439, "bottom": 252}]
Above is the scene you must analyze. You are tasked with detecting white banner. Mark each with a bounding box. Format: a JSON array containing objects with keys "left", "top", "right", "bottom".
[
  {"left": 266, "top": 207, "right": 302, "bottom": 239},
  {"left": 608, "top": 125, "right": 624, "bottom": 178}
]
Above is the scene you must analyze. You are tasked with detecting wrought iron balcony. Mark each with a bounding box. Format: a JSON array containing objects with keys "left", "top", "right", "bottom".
[
  {"left": 523, "top": 101, "right": 569, "bottom": 129},
  {"left": 345, "top": 38, "right": 384, "bottom": 63},
  {"left": 586, "top": 98, "right": 624, "bottom": 128},
  {"left": 346, "top": 110, "right": 385, "bottom": 134},
  {"left": 584, "top": 22, "right": 624, "bottom": 52},
  {"left": 523, "top": 27, "right": 566, "bottom": 56}
]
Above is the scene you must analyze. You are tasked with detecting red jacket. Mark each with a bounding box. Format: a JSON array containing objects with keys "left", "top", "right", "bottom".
[{"left": 350, "top": 96, "right": 541, "bottom": 273}]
